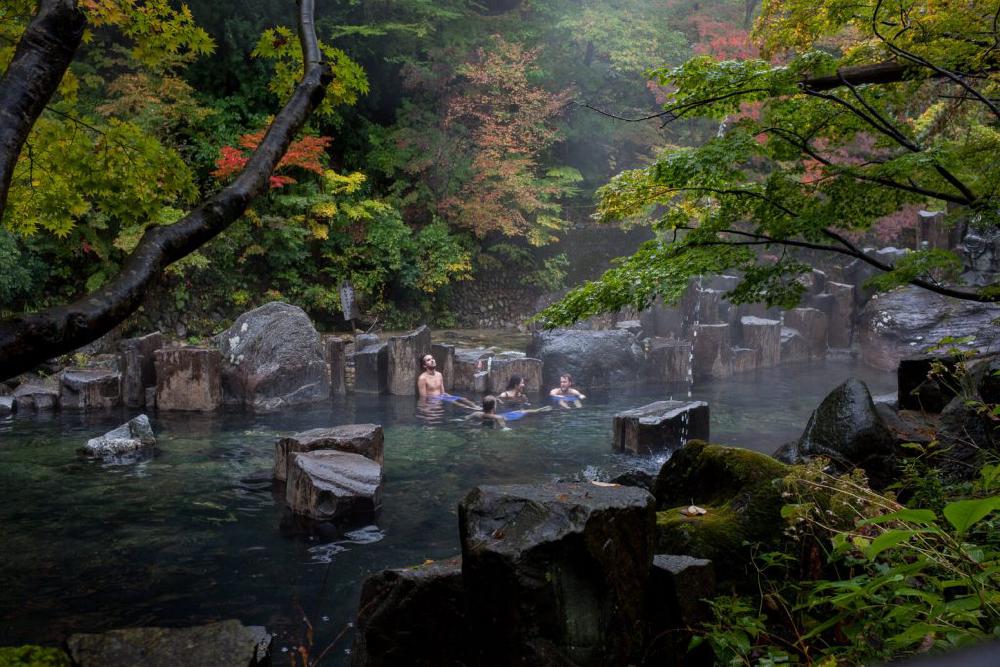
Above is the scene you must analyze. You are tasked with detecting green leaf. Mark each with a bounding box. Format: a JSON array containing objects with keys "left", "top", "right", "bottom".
[
  {"left": 863, "top": 529, "right": 921, "bottom": 560},
  {"left": 862, "top": 508, "right": 938, "bottom": 526},
  {"left": 943, "top": 497, "right": 1000, "bottom": 534}
]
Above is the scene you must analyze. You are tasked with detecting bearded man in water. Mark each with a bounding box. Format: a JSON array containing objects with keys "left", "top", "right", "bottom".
[{"left": 417, "top": 353, "right": 479, "bottom": 409}]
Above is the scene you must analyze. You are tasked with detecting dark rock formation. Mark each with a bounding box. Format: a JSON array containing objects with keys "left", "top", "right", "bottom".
[
  {"left": 154, "top": 347, "right": 222, "bottom": 411},
  {"left": 0, "top": 395, "right": 13, "bottom": 415},
  {"left": 326, "top": 336, "right": 347, "bottom": 395},
  {"left": 775, "top": 378, "right": 897, "bottom": 488},
  {"left": 780, "top": 327, "right": 811, "bottom": 364},
  {"left": 13, "top": 382, "right": 59, "bottom": 411},
  {"left": 217, "top": 302, "right": 329, "bottom": 409},
  {"left": 274, "top": 424, "right": 384, "bottom": 482},
  {"left": 897, "top": 355, "right": 962, "bottom": 413},
  {"left": 645, "top": 338, "right": 692, "bottom": 383},
  {"left": 431, "top": 343, "right": 455, "bottom": 392},
  {"left": 529, "top": 329, "right": 644, "bottom": 389},
  {"left": 353, "top": 342, "right": 388, "bottom": 394},
  {"left": 644, "top": 555, "right": 716, "bottom": 666},
  {"left": 67, "top": 620, "right": 271, "bottom": 667},
  {"left": 487, "top": 356, "right": 543, "bottom": 394},
  {"left": 286, "top": 450, "right": 383, "bottom": 521},
  {"left": 352, "top": 558, "right": 468, "bottom": 666},
  {"left": 783, "top": 307, "right": 827, "bottom": 357},
  {"left": 118, "top": 331, "right": 163, "bottom": 408},
  {"left": 459, "top": 482, "right": 655, "bottom": 666},
  {"left": 692, "top": 323, "right": 732, "bottom": 380},
  {"left": 740, "top": 317, "right": 781, "bottom": 368},
  {"left": 937, "top": 395, "right": 999, "bottom": 480},
  {"left": 613, "top": 400, "right": 710, "bottom": 455},
  {"left": 857, "top": 287, "right": 1000, "bottom": 371}
]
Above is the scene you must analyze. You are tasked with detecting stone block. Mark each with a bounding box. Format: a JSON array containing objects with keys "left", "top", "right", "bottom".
[
  {"left": 642, "top": 296, "right": 683, "bottom": 339},
  {"left": 645, "top": 339, "right": 692, "bottom": 383},
  {"left": 459, "top": 483, "right": 655, "bottom": 666},
  {"left": 692, "top": 324, "right": 732, "bottom": 380},
  {"left": 613, "top": 400, "right": 710, "bottom": 455},
  {"left": 352, "top": 558, "right": 468, "bottom": 666},
  {"left": 826, "top": 282, "right": 856, "bottom": 348},
  {"left": 286, "top": 450, "right": 383, "bottom": 521},
  {"left": 154, "top": 347, "right": 222, "bottom": 412},
  {"left": 274, "top": 424, "right": 384, "bottom": 482},
  {"left": 780, "top": 328, "right": 811, "bottom": 364},
  {"left": 488, "top": 357, "right": 543, "bottom": 394},
  {"left": 731, "top": 347, "right": 759, "bottom": 374},
  {"left": 13, "top": 383, "right": 59, "bottom": 411},
  {"left": 783, "top": 307, "right": 827, "bottom": 357},
  {"left": 740, "top": 316, "right": 781, "bottom": 368},
  {"left": 353, "top": 343, "right": 388, "bottom": 394},
  {"left": 387, "top": 325, "right": 432, "bottom": 395},
  {"left": 118, "top": 331, "right": 163, "bottom": 408},
  {"left": 644, "top": 555, "right": 716, "bottom": 665},
  {"left": 706, "top": 274, "right": 740, "bottom": 291},
  {"left": 326, "top": 337, "right": 347, "bottom": 396},
  {"left": 452, "top": 348, "right": 491, "bottom": 392},
  {"left": 431, "top": 343, "right": 455, "bottom": 392},
  {"left": 60, "top": 369, "right": 121, "bottom": 410},
  {"left": 0, "top": 395, "right": 13, "bottom": 415}
]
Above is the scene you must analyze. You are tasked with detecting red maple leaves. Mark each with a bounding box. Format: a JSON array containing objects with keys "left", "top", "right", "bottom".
[{"left": 212, "top": 131, "right": 331, "bottom": 188}]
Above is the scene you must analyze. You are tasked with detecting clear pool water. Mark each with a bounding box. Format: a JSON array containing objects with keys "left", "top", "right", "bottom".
[{"left": 0, "top": 357, "right": 893, "bottom": 661}]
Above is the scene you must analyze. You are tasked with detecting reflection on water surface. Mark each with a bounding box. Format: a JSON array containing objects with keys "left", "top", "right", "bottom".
[{"left": 0, "top": 357, "right": 892, "bottom": 660}]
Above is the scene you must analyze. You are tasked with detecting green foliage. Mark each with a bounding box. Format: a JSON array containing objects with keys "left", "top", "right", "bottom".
[{"left": 0, "top": 645, "right": 71, "bottom": 667}]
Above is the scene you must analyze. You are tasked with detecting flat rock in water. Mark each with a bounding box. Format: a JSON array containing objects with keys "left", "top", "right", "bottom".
[
  {"left": 274, "top": 423, "right": 384, "bottom": 482},
  {"left": 67, "top": 620, "right": 272, "bottom": 667},
  {"left": 0, "top": 396, "right": 14, "bottom": 415},
  {"left": 13, "top": 383, "right": 59, "bottom": 411},
  {"left": 286, "top": 450, "right": 383, "bottom": 521},
  {"left": 83, "top": 414, "right": 156, "bottom": 460},
  {"left": 613, "top": 400, "right": 709, "bottom": 455}
]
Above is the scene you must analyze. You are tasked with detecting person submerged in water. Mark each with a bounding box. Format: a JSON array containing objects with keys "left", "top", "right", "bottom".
[
  {"left": 417, "top": 353, "right": 478, "bottom": 409},
  {"left": 498, "top": 375, "right": 530, "bottom": 406},
  {"left": 549, "top": 373, "right": 585, "bottom": 409},
  {"left": 465, "top": 395, "right": 551, "bottom": 429}
]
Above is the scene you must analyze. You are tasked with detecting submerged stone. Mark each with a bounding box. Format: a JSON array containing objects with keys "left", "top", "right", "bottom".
[
  {"left": 613, "top": 400, "right": 709, "bottom": 455},
  {"left": 67, "top": 620, "right": 272, "bottom": 667}
]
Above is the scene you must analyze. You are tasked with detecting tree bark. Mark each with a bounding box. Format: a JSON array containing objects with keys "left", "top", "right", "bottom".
[
  {"left": 801, "top": 61, "right": 933, "bottom": 92},
  {"left": 0, "top": 0, "right": 331, "bottom": 380},
  {"left": 0, "top": 0, "right": 85, "bottom": 223}
]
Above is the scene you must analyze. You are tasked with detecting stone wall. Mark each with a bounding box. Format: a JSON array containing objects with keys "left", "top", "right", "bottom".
[{"left": 450, "top": 272, "right": 539, "bottom": 329}]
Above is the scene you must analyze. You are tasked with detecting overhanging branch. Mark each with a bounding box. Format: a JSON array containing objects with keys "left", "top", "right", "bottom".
[{"left": 0, "top": 0, "right": 332, "bottom": 379}]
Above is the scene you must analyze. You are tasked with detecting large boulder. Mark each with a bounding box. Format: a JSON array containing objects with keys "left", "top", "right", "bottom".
[
  {"left": 60, "top": 369, "right": 121, "bottom": 410},
  {"left": 352, "top": 558, "right": 468, "bottom": 666},
  {"left": 459, "top": 482, "right": 655, "bottom": 666},
  {"left": 487, "top": 356, "right": 543, "bottom": 394},
  {"left": 653, "top": 440, "right": 788, "bottom": 581},
  {"left": 217, "top": 302, "right": 330, "bottom": 410},
  {"left": 82, "top": 414, "right": 155, "bottom": 460},
  {"left": 858, "top": 287, "right": 1000, "bottom": 371},
  {"left": 529, "top": 329, "right": 644, "bottom": 390},
  {"left": 613, "top": 400, "right": 709, "bottom": 455},
  {"left": 67, "top": 620, "right": 272, "bottom": 667},
  {"left": 273, "top": 424, "right": 384, "bottom": 482},
  {"left": 286, "top": 450, "right": 383, "bottom": 522},
  {"left": 775, "top": 378, "right": 897, "bottom": 488}
]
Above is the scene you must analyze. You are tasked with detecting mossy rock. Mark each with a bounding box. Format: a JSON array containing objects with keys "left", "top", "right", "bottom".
[
  {"left": 654, "top": 440, "right": 787, "bottom": 507},
  {"left": 0, "top": 645, "right": 72, "bottom": 667},
  {"left": 653, "top": 441, "right": 788, "bottom": 584}
]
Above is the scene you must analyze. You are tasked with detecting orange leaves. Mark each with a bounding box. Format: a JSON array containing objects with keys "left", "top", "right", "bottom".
[{"left": 212, "top": 131, "right": 332, "bottom": 189}]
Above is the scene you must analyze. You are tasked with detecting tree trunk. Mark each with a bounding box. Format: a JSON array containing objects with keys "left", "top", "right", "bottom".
[{"left": 0, "top": 0, "right": 331, "bottom": 380}]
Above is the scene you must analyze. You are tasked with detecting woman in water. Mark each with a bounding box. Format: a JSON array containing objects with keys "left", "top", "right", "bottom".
[{"left": 498, "top": 375, "right": 530, "bottom": 405}]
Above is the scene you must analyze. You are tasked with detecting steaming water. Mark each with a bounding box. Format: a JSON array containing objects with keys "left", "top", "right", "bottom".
[{"left": 0, "top": 358, "right": 892, "bottom": 661}]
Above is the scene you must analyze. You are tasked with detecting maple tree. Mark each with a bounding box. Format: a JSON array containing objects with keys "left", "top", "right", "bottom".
[
  {"left": 213, "top": 131, "right": 332, "bottom": 189},
  {"left": 0, "top": 0, "right": 340, "bottom": 378}
]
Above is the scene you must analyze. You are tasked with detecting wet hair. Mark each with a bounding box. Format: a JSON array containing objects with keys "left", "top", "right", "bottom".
[
  {"left": 505, "top": 375, "right": 524, "bottom": 391},
  {"left": 421, "top": 354, "right": 434, "bottom": 370},
  {"left": 482, "top": 395, "right": 497, "bottom": 414},
  {"left": 560, "top": 374, "right": 573, "bottom": 384}
]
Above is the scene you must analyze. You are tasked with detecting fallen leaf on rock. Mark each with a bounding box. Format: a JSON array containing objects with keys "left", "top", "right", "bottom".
[
  {"left": 590, "top": 481, "right": 620, "bottom": 487},
  {"left": 680, "top": 505, "right": 708, "bottom": 517}
]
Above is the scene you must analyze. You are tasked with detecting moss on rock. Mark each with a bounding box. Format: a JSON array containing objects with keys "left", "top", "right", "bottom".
[
  {"left": 0, "top": 645, "right": 72, "bottom": 667},
  {"left": 653, "top": 441, "right": 788, "bottom": 584}
]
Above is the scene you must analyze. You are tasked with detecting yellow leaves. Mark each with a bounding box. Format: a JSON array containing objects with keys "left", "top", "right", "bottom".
[
  {"left": 311, "top": 201, "right": 339, "bottom": 220},
  {"left": 323, "top": 170, "right": 366, "bottom": 195}
]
